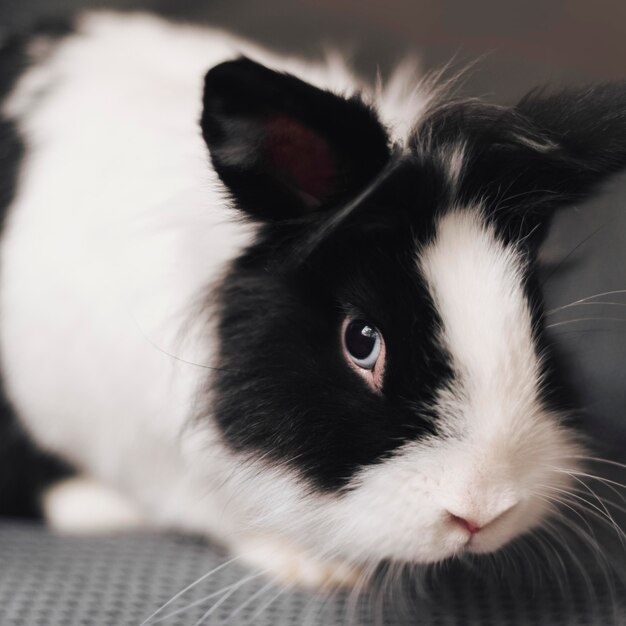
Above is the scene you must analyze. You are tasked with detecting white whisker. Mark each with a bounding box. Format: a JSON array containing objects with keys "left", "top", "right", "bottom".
[
  {"left": 139, "top": 555, "right": 242, "bottom": 625},
  {"left": 240, "top": 586, "right": 288, "bottom": 626},
  {"left": 546, "top": 316, "right": 626, "bottom": 329},
  {"left": 223, "top": 579, "right": 278, "bottom": 623},
  {"left": 191, "top": 570, "right": 266, "bottom": 626},
  {"left": 546, "top": 289, "right": 626, "bottom": 314}
]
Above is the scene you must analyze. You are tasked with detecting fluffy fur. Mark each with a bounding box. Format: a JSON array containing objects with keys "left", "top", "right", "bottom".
[{"left": 1, "top": 10, "right": 626, "bottom": 587}]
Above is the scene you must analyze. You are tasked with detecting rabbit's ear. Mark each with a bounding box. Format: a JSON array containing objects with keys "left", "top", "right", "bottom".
[
  {"left": 414, "top": 82, "right": 626, "bottom": 246},
  {"left": 201, "top": 58, "right": 391, "bottom": 222}
]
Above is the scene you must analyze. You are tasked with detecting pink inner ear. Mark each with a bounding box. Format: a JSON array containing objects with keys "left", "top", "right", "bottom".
[{"left": 263, "top": 115, "right": 335, "bottom": 201}]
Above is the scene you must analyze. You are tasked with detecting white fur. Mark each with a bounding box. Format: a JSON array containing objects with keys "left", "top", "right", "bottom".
[
  {"left": 2, "top": 12, "right": 255, "bottom": 544},
  {"left": 441, "top": 142, "right": 466, "bottom": 189},
  {"left": 236, "top": 534, "right": 361, "bottom": 589},
  {"left": 420, "top": 208, "right": 542, "bottom": 431},
  {"left": 0, "top": 10, "right": 579, "bottom": 583},
  {"left": 44, "top": 476, "right": 145, "bottom": 533}
]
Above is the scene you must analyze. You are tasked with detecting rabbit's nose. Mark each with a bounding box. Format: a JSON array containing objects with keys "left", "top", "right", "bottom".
[
  {"left": 448, "top": 514, "right": 482, "bottom": 534},
  {"left": 447, "top": 502, "right": 518, "bottom": 534}
]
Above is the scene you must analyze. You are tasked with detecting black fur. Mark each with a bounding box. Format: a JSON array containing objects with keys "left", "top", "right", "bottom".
[
  {"left": 213, "top": 183, "right": 453, "bottom": 491},
  {"left": 0, "top": 24, "right": 75, "bottom": 518},
  {"left": 201, "top": 58, "right": 391, "bottom": 221},
  {"left": 411, "top": 83, "right": 626, "bottom": 248},
  {"left": 202, "top": 62, "right": 626, "bottom": 491}
]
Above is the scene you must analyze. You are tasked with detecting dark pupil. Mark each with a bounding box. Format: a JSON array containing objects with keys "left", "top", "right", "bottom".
[{"left": 345, "top": 320, "right": 377, "bottom": 360}]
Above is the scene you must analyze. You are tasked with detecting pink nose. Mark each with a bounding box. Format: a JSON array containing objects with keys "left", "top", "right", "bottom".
[{"left": 449, "top": 513, "right": 482, "bottom": 534}]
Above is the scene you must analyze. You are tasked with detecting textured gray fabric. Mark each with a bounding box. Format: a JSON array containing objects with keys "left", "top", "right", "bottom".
[{"left": 1, "top": 519, "right": 625, "bottom": 625}]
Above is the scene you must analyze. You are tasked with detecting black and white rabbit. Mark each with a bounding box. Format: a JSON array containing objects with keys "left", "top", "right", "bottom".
[{"left": 1, "top": 10, "right": 625, "bottom": 588}]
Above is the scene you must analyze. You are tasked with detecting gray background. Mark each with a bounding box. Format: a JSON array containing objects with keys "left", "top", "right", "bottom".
[{"left": 1, "top": 1, "right": 626, "bottom": 624}]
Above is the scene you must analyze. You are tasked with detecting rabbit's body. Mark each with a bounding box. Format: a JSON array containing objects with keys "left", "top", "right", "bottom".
[
  {"left": 0, "top": 13, "right": 260, "bottom": 540},
  {"left": 2, "top": 10, "right": 626, "bottom": 587},
  {"left": 0, "top": 13, "right": 418, "bottom": 582}
]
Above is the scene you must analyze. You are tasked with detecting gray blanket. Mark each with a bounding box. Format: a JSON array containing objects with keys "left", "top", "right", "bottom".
[{"left": 1, "top": 519, "right": 625, "bottom": 625}]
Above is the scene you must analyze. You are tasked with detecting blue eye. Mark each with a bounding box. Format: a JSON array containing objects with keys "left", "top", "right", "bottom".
[{"left": 343, "top": 319, "right": 382, "bottom": 370}]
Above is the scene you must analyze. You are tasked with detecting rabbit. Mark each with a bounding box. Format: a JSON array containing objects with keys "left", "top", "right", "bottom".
[{"left": 0, "top": 10, "right": 625, "bottom": 589}]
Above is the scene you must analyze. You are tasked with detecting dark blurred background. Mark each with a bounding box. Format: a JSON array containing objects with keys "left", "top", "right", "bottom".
[
  {"left": 1, "top": 0, "right": 626, "bottom": 450},
  {"left": 3, "top": 0, "right": 625, "bottom": 89}
]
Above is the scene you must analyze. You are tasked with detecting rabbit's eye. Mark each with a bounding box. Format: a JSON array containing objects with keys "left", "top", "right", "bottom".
[{"left": 343, "top": 319, "right": 382, "bottom": 370}]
